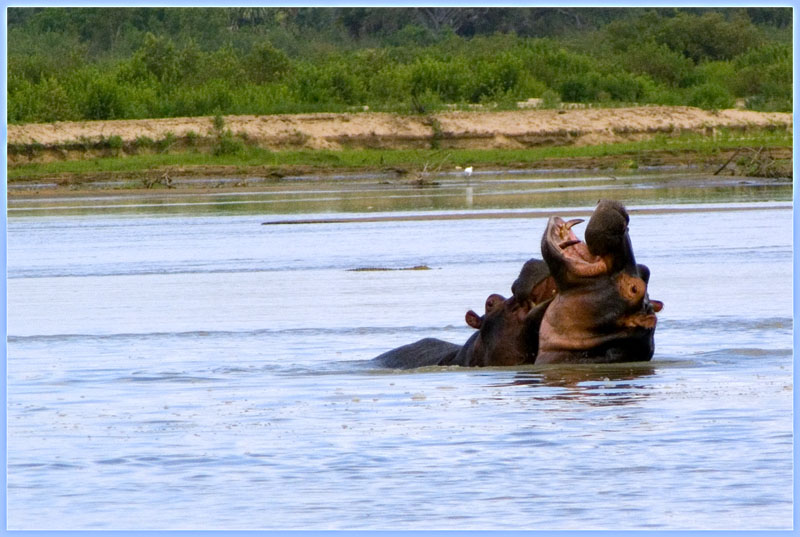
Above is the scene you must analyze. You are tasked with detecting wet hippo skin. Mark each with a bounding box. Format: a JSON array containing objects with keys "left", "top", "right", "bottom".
[
  {"left": 372, "top": 271, "right": 554, "bottom": 369},
  {"left": 372, "top": 291, "right": 541, "bottom": 369},
  {"left": 536, "top": 200, "right": 663, "bottom": 364},
  {"left": 372, "top": 200, "right": 662, "bottom": 368}
]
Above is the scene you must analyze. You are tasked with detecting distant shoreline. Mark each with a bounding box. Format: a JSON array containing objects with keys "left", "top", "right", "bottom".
[{"left": 7, "top": 106, "right": 792, "bottom": 196}]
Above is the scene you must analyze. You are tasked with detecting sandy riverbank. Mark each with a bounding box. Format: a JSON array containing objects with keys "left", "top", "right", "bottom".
[{"left": 7, "top": 106, "right": 792, "bottom": 159}]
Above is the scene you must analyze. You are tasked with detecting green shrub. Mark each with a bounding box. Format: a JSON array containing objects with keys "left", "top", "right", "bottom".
[
  {"left": 185, "top": 130, "right": 199, "bottom": 146},
  {"left": 731, "top": 43, "right": 791, "bottom": 110},
  {"left": 82, "top": 77, "right": 128, "bottom": 120},
  {"left": 157, "top": 131, "right": 177, "bottom": 153},
  {"left": 469, "top": 53, "right": 525, "bottom": 102},
  {"left": 246, "top": 41, "right": 291, "bottom": 84},
  {"left": 106, "top": 135, "right": 123, "bottom": 150},
  {"left": 409, "top": 56, "right": 470, "bottom": 102},
  {"left": 12, "top": 76, "right": 76, "bottom": 122},
  {"left": 135, "top": 32, "right": 179, "bottom": 84},
  {"left": 622, "top": 41, "right": 695, "bottom": 87},
  {"left": 689, "top": 83, "right": 734, "bottom": 110},
  {"left": 655, "top": 11, "right": 763, "bottom": 63},
  {"left": 560, "top": 76, "right": 596, "bottom": 102},
  {"left": 213, "top": 129, "right": 245, "bottom": 155},
  {"left": 539, "top": 89, "right": 561, "bottom": 109},
  {"left": 134, "top": 136, "right": 154, "bottom": 149}
]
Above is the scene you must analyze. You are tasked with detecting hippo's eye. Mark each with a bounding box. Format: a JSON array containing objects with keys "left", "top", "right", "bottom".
[{"left": 631, "top": 284, "right": 638, "bottom": 295}]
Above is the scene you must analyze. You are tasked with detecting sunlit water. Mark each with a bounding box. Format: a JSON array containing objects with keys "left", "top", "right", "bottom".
[{"left": 6, "top": 172, "right": 793, "bottom": 530}]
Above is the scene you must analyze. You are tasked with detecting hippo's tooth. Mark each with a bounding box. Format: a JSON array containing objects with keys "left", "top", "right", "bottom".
[
  {"left": 565, "top": 218, "right": 584, "bottom": 229},
  {"left": 559, "top": 239, "right": 581, "bottom": 249}
]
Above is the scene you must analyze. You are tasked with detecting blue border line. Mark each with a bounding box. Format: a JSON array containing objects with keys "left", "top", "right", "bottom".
[
  {"left": 2, "top": 2, "right": 9, "bottom": 535},
  {"left": 1, "top": 3, "right": 796, "bottom": 537},
  {"left": 792, "top": 3, "right": 799, "bottom": 536}
]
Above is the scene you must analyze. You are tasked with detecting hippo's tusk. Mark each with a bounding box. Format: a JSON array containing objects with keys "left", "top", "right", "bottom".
[
  {"left": 565, "top": 219, "right": 584, "bottom": 229},
  {"left": 559, "top": 239, "right": 581, "bottom": 249}
]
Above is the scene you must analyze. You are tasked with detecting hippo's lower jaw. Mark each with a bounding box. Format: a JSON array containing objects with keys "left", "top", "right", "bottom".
[
  {"left": 536, "top": 321, "right": 656, "bottom": 364},
  {"left": 536, "top": 334, "right": 655, "bottom": 364}
]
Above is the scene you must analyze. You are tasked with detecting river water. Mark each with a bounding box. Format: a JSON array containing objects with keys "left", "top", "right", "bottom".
[{"left": 6, "top": 171, "right": 794, "bottom": 530}]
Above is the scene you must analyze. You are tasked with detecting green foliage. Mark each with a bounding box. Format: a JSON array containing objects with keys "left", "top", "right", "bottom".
[
  {"left": 82, "top": 74, "right": 129, "bottom": 120},
  {"left": 106, "top": 135, "right": 123, "bottom": 150},
  {"left": 655, "top": 11, "right": 762, "bottom": 63},
  {"left": 246, "top": 41, "right": 291, "bottom": 84},
  {"left": 6, "top": 7, "right": 792, "bottom": 123},
  {"left": 210, "top": 115, "right": 245, "bottom": 155},
  {"left": 539, "top": 89, "right": 561, "bottom": 109},
  {"left": 560, "top": 72, "right": 649, "bottom": 103},
  {"left": 185, "top": 130, "right": 199, "bottom": 146},
  {"left": 157, "top": 131, "right": 177, "bottom": 153},
  {"left": 8, "top": 76, "right": 76, "bottom": 122},
  {"left": 606, "top": 9, "right": 763, "bottom": 63},
  {"left": 212, "top": 114, "right": 225, "bottom": 132},
  {"left": 620, "top": 41, "right": 695, "bottom": 87},
  {"left": 213, "top": 130, "right": 245, "bottom": 156},
  {"left": 688, "top": 82, "right": 734, "bottom": 110},
  {"left": 135, "top": 33, "right": 179, "bottom": 83},
  {"left": 732, "top": 43, "right": 792, "bottom": 111},
  {"left": 134, "top": 136, "right": 154, "bottom": 149}
]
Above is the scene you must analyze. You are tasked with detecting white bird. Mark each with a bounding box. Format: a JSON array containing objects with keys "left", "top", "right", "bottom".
[{"left": 464, "top": 166, "right": 473, "bottom": 177}]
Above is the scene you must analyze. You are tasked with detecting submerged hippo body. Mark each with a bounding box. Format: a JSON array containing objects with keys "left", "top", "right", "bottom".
[
  {"left": 536, "top": 200, "right": 663, "bottom": 364},
  {"left": 371, "top": 337, "right": 461, "bottom": 369}
]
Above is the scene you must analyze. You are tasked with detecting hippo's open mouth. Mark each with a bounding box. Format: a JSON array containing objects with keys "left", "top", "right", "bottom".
[{"left": 543, "top": 216, "right": 608, "bottom": 278}]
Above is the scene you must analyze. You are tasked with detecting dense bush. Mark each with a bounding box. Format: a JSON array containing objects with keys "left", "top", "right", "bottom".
[
  {"left": 688, "top": 83, "right": 735, "bottom": 110},
  {"left": 6, "top": 8, "right": 792, "bottom": 123}
]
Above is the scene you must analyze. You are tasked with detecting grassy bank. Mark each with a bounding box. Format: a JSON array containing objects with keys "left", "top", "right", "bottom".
[{"left": 7, "top": 127, "right": 792, "bottom": 184}]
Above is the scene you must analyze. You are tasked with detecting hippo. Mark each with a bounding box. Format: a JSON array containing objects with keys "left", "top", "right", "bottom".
[
  {"left": 372, "top": 263, "right": 555, "bottom": 369},
  {"left": 372, "top": 293, "right": 534, "bottom": 369},
  {"left": 535, "top": 199, "right": 663, "bottom": 364},
  {"left": 372, "top": 200, "right": 662, "bottom": 368}
]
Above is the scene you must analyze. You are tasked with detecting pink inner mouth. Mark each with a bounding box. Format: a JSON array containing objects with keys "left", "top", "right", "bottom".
[{"left": 549, "top": 217, "right": 607, "bottom": 277}]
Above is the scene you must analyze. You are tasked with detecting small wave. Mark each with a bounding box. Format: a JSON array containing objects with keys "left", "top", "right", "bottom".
[
  {"left": 660, "top": 317, "right": 792, "bottom": 332},
  {"left": 693, "top": 347, "right": 793, "bottom": 359},
  {"left": 117, "top": 372, "right": 222, "bottom": 384},
  {"left": 8, "top": 325, "right": 469, "bottom": 344},
  {"left": 91, "top": 453, "right": 271, "bottom": 469},
  {"left": 9, "top": 462, "right": 85, "bottom": 471}
]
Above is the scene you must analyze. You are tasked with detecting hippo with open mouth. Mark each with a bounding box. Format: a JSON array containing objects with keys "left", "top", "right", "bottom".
[
  {"left": 372, "top": 200, "right": 662, "bottom": 368},
  {"left": 534, "top": 199, "right": 663, "bottom": 364}
]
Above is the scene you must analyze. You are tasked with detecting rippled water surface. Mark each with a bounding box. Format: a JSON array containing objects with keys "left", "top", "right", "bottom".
[{"left": 6, "top": 172, "right": 793, "bottom": 530}]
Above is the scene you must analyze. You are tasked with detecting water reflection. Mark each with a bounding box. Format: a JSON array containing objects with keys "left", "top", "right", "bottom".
[
  {"left": 492, "top": 363, "right": 657, "bottom": 406},
  {"left": 8, "top": 171, "right": 791, "bottom": 217}
]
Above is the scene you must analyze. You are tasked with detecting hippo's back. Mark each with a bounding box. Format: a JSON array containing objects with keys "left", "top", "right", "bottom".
[{"left": 372, "top": 338, "right": 460, "bottom": 369}]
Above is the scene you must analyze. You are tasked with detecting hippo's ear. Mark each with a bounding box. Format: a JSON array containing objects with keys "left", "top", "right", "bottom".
[
  {"left": 636, "top": 264, "right": 651, "bottom": 284},
  {"left": 465, "top": 310, "right": 482, "bottom": 329},
  {"left": 485, "top": 293, "right": 505, "bottom": 311}
]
